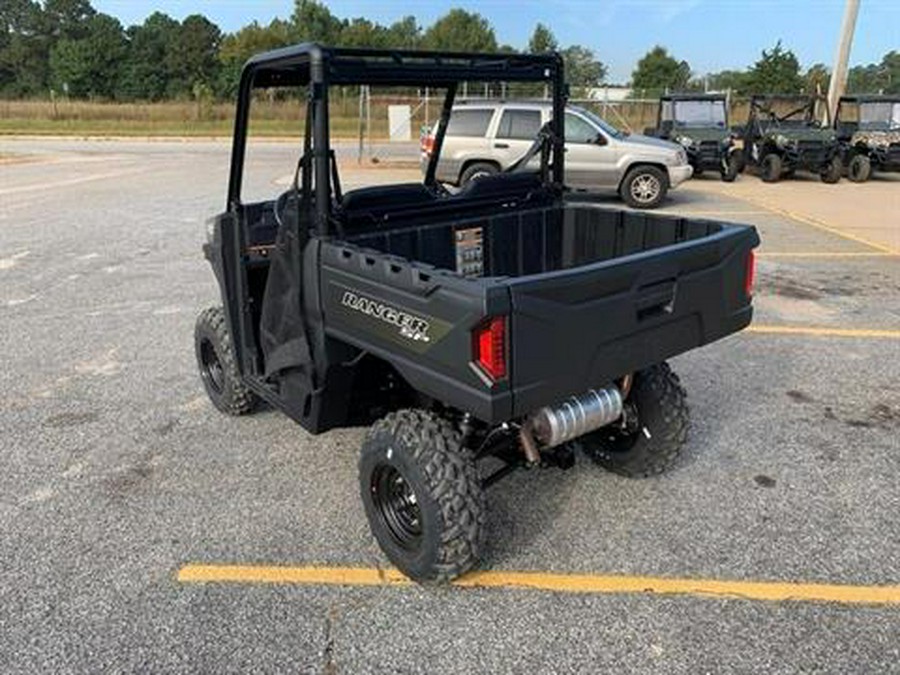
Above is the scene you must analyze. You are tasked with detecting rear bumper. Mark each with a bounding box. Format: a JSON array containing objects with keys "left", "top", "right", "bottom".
[{"left": 668, "top": 164, "right": 693, "bottom": 188}]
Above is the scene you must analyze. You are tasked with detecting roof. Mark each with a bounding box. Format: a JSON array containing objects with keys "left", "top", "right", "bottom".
[
  {"left": 838, "top": 94, "right": 900, "bottom": 104},
  {"left": 659, "top": 93, "right": 727, "bottom": 102},
  {"left": 242, "top": 43, "right": 563, "bottom": 89}
]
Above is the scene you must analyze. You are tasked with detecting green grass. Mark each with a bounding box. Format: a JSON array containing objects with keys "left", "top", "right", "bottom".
[{"left": 0, "top": 99, "right": 410, "bottom": 139}]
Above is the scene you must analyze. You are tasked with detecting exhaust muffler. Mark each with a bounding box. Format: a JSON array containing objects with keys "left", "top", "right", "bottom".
[{"left": 529, "top": 385, "right": 624, "bottom": 449}]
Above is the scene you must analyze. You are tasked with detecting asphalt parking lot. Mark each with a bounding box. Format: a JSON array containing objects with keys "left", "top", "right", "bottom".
[{"left": 1, "top": 137, "right": 899, "bottom": 673}]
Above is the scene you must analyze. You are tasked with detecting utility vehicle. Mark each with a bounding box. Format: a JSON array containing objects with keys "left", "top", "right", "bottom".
[
  {"left": 194, "top": 45, "right": 759, "bottom": 584},
  {"left": 644, "top": 93, "right": 742, "bottom": 181},
  {"left": 741, "top": 95, "right": 842, "bottom": 183},
  {"left": 834, "top": 95, "right": 900, "bottom": 182},
  {"left": 422, "top": 100, "right": 692, "bottom": 209}
]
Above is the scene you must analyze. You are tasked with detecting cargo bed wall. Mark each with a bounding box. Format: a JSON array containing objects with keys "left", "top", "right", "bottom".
[{"left": 346, "top": 205, "right": 724, "bottom": 278}]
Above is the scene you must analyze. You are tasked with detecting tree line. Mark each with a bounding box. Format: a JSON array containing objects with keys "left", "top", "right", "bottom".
[{"left": 1, "top": 0, "right": 897, "bottom": 102}]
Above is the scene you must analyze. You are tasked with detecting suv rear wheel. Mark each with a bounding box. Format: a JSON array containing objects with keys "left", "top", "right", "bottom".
[
  {"left": 620, "top": 165, "right": 668, "bottom": 209},
  {"left": 459, "top": 162, "right": 498, "bottom": 186}
]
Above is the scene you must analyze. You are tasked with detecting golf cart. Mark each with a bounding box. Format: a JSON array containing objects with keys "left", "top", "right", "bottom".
[
  {"left": 194, "top": 44, "right": 759, "bottom": 584},
  {"left": 741, "top": 94, "right": 842, "bottom": 183},
  {"left": 646, "top": 93, "right": 742, "bottom": 181},
  {"left": 834, "top": 95, "right": 900, "bottom": 182}
]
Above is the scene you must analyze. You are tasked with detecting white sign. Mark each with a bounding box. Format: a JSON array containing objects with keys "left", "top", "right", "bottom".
[{"left": 388, "top": 105, "right": 411, "bottom": 142}]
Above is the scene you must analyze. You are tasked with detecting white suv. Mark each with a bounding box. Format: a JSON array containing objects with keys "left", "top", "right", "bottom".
[{"left": 422, "top": 101, "right": 692, "bottom": 208}]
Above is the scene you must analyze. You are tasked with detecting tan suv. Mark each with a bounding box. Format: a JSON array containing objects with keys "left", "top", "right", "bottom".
[{"left": 422, "top": 101, "right": 692, "bottom": 208}]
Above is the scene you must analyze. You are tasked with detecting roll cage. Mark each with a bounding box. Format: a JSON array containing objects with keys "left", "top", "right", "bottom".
[
  {"left": 747, "top": 95, "right": 822, "bottom": 129},
  {"left": 226, "top": 44, "right": 567, "bottom": 235}
]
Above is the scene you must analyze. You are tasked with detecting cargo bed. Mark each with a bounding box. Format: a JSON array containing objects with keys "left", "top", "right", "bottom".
[{"left": 321, "top": 201, "right": 759, "bottom": 422}]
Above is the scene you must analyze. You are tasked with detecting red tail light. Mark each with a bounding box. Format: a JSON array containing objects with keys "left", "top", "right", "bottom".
[
  {"left": 473, "top": 316, "right": 507, "bottom": 381},
  {"left": 421, "top": 133, "right": 435, "bottom": 157},
  {"left": 745, "top": 250, "right": 756, "bottom": 298}
]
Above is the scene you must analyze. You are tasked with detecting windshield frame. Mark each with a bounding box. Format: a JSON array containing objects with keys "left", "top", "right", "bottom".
[{"left": 571, "top": 106, "right": 625, "bottom": 139}]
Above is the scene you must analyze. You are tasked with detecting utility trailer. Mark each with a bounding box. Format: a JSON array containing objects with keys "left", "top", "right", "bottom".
[{"left": 195, "top": 44, "right": 760, "bottom": 583}]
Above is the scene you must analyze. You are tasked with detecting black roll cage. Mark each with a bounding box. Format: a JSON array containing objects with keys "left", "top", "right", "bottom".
[
  {"left": 748, "top": 94, "right": 820, "bottom": 125},
  {"left": 227, "top": 44, "right": 566, "bottom": 236}
]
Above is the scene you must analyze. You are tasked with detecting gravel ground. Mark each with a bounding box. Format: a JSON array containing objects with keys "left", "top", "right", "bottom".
[{"left": 1, "top": 138, "right": 898, "bottom": 674}]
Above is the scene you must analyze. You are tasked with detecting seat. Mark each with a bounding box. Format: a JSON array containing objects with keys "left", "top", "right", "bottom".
[
  {"left": 453, "top": 171, "right": 543, "bottom": 202},
  {"left": 339, "top": 183, "right": 437, "bottom": 230}
]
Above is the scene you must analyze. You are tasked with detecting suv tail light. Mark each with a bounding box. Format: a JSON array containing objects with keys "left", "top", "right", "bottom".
[
  {"left": 421, "top": 133, "right": 435, "bottom": 158},
  {"left": 745, "top": 250, "right": 756, "bottom": 298},
  {"left": 473, "top": 316, "right": 507, "bottom": 381}
]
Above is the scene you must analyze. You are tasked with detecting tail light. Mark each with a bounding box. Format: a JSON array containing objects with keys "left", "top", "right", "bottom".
[
  {"left": 745, "top": 250, "right": 756, "bottom": 298},
  {"left": 473, "top": 316, "right": 507, "bottom": 381},
  {"left": 421, "top": 133, "right": 435, "bottom": 158}
]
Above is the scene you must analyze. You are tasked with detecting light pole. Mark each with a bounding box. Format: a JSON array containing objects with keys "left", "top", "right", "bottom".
[{"left": 825, "top": 0, "right": 860, "bottom": 124}]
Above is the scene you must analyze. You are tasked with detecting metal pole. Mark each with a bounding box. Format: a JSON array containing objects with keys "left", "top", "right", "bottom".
[{"left": 825, "top": 0, "right": 860, "bottom": 124}]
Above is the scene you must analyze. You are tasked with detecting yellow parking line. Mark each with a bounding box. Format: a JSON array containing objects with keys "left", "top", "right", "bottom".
[
  {"left": 757, "top": 251, "right": 898, "bottom": 259},
  {"left": 177, "top": 564, "right": 900, "bottom": 605},
  {"left": 748, "top": 325, "right": 900, "bottom": 339},
  {"left": 725, "top": 192, "right": 899, "bottom": 255}
]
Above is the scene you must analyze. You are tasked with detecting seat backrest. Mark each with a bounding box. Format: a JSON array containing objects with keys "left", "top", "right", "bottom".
[
  {"left": 454, "top": 171, "right": 543, "bottom": 202},
  {"left": 338, "top": 183, "right": 437, "bottom": 230}
]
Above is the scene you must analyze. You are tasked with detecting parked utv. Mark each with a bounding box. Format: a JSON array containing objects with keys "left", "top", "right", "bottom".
[
  {"left": 194, "top": 45, "right": 759, "bottom": 584},
  {"left": 741, "top": 95, "right": 842, "bottom": 183},
  {"left": 645, "top": 94, "right": 742, "bottom": 181},
  {"left": 834, "top": 95, "right": 900, "bottom": 182}
]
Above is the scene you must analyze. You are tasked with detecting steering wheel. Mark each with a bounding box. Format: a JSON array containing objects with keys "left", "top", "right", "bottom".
[{"left": 274, "top": 188, "right": 298, "bottom": 228}]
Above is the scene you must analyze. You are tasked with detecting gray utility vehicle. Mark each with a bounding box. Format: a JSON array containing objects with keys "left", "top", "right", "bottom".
[
  {"left": 421, "top": 100, "right": 692, "bottom": 209},
  {"left": 834, "top": 95, "right": 900, "bottom": 182},
  {"left": 645, "top": 94, "right": 742, "bottom": 181},
  {"left": 741, "top": 95, "right": 842, "bottom": 183},
  {"left": 194, "top": 44, "right": 759, "bottom": 584}
]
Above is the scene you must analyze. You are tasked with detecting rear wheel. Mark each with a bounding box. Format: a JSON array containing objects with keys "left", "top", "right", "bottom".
[
  {"left": 359, "top": 410, "right": 485, "bottom": 584},
  {"left": 760, "top": 153, "right": 782, "bottom": 183},
  {"left": 847, "top": 154, "right": 872, "bottom": 183},
  {"left": 459, "top": 162, "right": 498, "bottom": 186},
  {"left": 620, "top": 165, "right": 668, "bottom": 209},
  {"left": 194, "top": 307, "right": 257, "bottom": 415},
  {"left": 820, "top": 155, "right": 843, "bottom": 184},
  {"left": 576, "top": 363, "right": 689, "bottom": 478}
]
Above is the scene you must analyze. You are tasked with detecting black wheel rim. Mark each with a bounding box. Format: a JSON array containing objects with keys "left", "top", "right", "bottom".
[
  {"left": 199, "top": 338, "right": 225, "bottom": 394},
  {"left": 371, "top": 463, "right": 423, "bottom": 550}
]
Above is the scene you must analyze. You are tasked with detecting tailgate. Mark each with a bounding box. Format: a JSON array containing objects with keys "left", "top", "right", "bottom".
[{"left": 508, "top": 221, "right": 759, "bottom": 415}]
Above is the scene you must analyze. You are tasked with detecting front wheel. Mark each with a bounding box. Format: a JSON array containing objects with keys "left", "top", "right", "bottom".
[
  {"left": 820, "top": 155, "right": 843, "bottom": 184},
  {"left": 847, "top": 154, "right": 872, "bottom": 183},
  {"left": 721, "top": 152, "right": 741, "bottom": 182},
  {"left": 620, "top": 165, "right": 668, "bottom": 209},
  {"left": 359, "top": 410, "right": 485, "bottom": 584},
  {"left": 576, "top": 363, "right": 689, "bottom": 478},
  {"left": 760, "top": 153, "right": 783, "bottom": 183},
  {"left": 194, "top": 307, "right": 257, "bottom": 415}
]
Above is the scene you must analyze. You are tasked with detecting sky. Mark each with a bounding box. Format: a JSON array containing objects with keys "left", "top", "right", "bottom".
[{"left": 92, "top": 0, "right": 900, "bottom": 83}]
